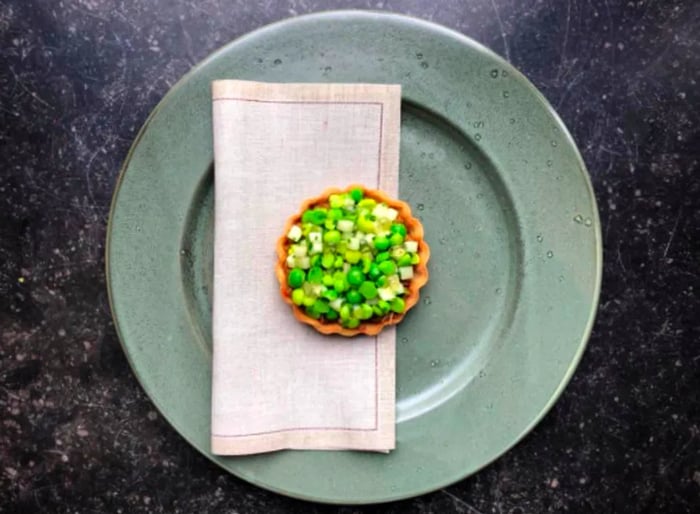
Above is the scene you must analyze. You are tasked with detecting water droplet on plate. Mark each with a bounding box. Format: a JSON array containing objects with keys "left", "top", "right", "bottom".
[
  {"left": 423, "top": 296, "right": 432, "bottom": 305},
  {"left": 546, "top": 251, "right": 554, "bottom": 258},
  {"left": 495, "top": 288, "right": 502, "bottom": 295},
  {"left": 401, "top": 337, "right": 408, "bottom": 344},
  {"left": 420, "top": 61, "right": 429, "bottom": 69},
  {"left": 464, "top": 161, "right": 472, "bottom": 169},
  {"left": 546, "top": 160, "right": 553, "bottom": 167},
  {"left": 430, "top": 360, "right": 440, "bottom": 368},
  {"left": 416, "top": 52, "right": 423, "bottom": 59},
  {"left": 273, "top": 58, "right": 282, "bottom": 65},
  {"left": 324, "top": 66, "right": 332, "bottom": 73},
  {"left": 509, "top": 118, "right": 516, "bottom": 124},
  {"left": 439, "top": 237, "right": 447, "bottom": 245},
  {"left": 536, "top": 234, "right": 543, "bottom": 242},
  {"left": 474, "top": 133, "right": 482, "bottom": 141},
  {"left": 503, "top": 91, "right": 509, "bottom": 98},
  {"left": 476, "top": 192, "right": 484, "bottom": 199},
  {"left": 551, "top": 140, "right": 558, "bottom": 147},
  {"left": 490, "top": 69, "right": 499, "bottom": 78},
  {"left": 417, "top": 203, "right": 424, "bottom": 211},
  {"left": 558, "top": 275, "right": 565, "bottom": 282},
  {"left": 501, "top": 70, "right": 508, "bottom": 77},
  {"left": 584, "top": 217, "right": 593, "bottom": 227},
  {"left": 574, "top": 214, "right": 583, "bottom": 224}
]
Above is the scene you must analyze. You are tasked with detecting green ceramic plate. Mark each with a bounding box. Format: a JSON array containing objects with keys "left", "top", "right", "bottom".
[{"left": 107, "top": 11, "right": 601, "bottom": 504}]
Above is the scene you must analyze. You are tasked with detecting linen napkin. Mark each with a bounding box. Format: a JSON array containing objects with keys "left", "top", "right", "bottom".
[{"left": 211, "top": 80, "right": 400, "bottom": 455}]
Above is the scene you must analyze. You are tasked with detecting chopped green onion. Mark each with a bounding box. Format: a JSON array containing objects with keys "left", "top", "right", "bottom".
[
  {"left": 404, "top": 241, "right": 419, "bottom": 253},
  {"left": 287, "top": 225, "right": 303, "bottom": 241}
]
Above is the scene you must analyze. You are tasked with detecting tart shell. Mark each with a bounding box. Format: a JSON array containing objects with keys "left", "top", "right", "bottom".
[{"left": 275, "top": 185, "right": 430, "bottom": 337}]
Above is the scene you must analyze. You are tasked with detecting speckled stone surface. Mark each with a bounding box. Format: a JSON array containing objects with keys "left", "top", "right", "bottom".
[{"left": 1, "top": 0, "right": 698, "bottom": 512}]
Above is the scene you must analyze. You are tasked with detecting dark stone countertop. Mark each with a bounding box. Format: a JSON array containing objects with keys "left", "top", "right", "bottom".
[{"left": 1, "top": 1, "right": 698, "bottom": 512}]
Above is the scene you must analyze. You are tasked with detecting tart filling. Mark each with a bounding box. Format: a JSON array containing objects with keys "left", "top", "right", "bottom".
[{"left": 277, "top": 186, "right": 429, "bottom": 336}]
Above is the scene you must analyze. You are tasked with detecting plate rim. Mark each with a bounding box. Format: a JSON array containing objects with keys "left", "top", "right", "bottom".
[{"left": 106, "top": 9, "right": 603, "bottom": 504}]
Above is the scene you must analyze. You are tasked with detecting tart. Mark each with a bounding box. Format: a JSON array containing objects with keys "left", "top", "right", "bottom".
[{"left": 275, "top": 185, "right": 430, "bottom": 336}]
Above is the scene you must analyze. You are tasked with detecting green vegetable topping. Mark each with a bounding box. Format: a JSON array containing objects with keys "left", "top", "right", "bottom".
[
  {"left": 285, "top": 187, "right": 421, "bottom": 327},
  {"left": 288, "top": 268, "right": 305, "bottom": 288}
]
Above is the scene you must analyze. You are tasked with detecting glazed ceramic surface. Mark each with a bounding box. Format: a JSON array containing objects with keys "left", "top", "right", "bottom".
[{"left": 107, "top": 11, "right": 601, "bottom": 504}]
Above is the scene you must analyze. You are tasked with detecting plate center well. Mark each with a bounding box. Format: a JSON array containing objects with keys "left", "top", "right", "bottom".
[{"left": 180, "top": 103, "right": 521, "bottom": 422}]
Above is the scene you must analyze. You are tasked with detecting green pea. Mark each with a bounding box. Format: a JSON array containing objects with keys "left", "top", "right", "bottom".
[
  {"left": 301, "top": 210, "right": 315, "bottom": 224},
  {"left": 309, "top": 208, "right": 327, "bottom": 225},
  {"left": 372, "top": 305, "right": 384, "bottom": 317},
  {"left": 368, "top": 263, "right": 382, "bottom": 281},
  {"left": 358, "top": 303, "right": 374, "bottom": 320},
  {"left": 323, "top": 230, "right": 341, "bottom": 245},
  {"left": 329, "top": 194, "right": 345, "bottom": 209},
  {"left": 307, "top": 266, "right": 324, "bottom": 284},
  {"left": 358, "top": 198, "right": 377, "bottom": 209},
  {"left": 310, "top": 254, "right": 321, "bottom": 267},
  {"left": 303, "top": 296, "right": 316, "bottom": 307},
  {"left": 373, "top": 235, "right": 390, "bottom": 251},
  {"left": 313, "top": 299, "right": 330, "bottom": 314},
  {"left": 391, "top": 297, "right": 406, "bottom": 313},
  {"left": 334, "top": 256, "right": 344, "bottom": 268},
  {"left": 291, "top": 288, "right": 305, "bottom": 305},
  {"left": 333, "top": 279, "right": 347, "bottom": 293},
  {"left": 287, "top": 268, "right": 305, "bottom": 288},
  {"left": 378, "top": 300, "right": 391, "bottom": 313},
  {"left": 340, "top": 304, "right": 351, "bottom": 320},
  {"left": 376, "top": 276, "right": 388, "bottom": 287},
  {"left": 322, "top": 273, "right": 335, "bottom": 286},
  {"left": 389, "top": 233, "right": 404, "bottom": 247},
  {"left": 375, "top": 251, "right": 390, "bottom": 263},
  {"left": 323, "top": 289, "right": 339, "bottom": 301},
  {"left": 328, "top": 208, "right": 344, "bottom": 220},
  {"left": 378, "top": 260, "right": 397, "bottom": 275},
  {"left": 324, "top": 219, "right": 335, "bottom": 230},
  {"left": 347, "top": 268, "right": 365, "bottom": 286},
  {"left": 397, "top": 254, "right": 413, "bottom": 267},
  {"left": 305, "top": 307, "right": 321, "bottom": 319},
  {"left": 346, "top": 290, "right": 362, "bottom": 304},
  {"left": 325, "top": 309, "right": 339, "bottom": 321},
  {"left": 350, "top": 188, "right": 364, "bottom": 202},
  {"left": 391, "top": 223, "right": 407, "bottom": 237},
  {"left": 344, "top": 317, "right": 360, "bottom": 329},
  {"left": 359, "top": 281, "right": 378, "bottom": 300},
  {"left": 411, "top": 253, "right": 421, "bottom": 264}
]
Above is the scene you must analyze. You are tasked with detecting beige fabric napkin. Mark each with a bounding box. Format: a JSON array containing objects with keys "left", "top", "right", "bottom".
[{"left": 211, "top": 80, "right": 400, "bottom": 455}]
